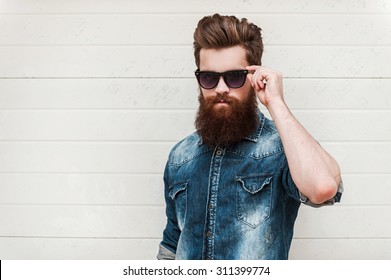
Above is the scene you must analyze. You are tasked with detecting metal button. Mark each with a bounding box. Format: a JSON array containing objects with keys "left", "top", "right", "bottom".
[{"left": 216, "top": 150, "right": 222, "bottom": 156}]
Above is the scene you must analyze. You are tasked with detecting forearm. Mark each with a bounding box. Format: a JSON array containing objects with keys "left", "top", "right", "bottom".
[{"left": 267, "top": 98, "right": 341, "bottom": 204}]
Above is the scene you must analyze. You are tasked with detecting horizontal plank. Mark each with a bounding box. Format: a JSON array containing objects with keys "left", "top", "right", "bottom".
[
  {"left": 0, "top": 142, "right": 171, "bottom": 173},
  {"left": 0, "top": 110, "right": 390, "bottom": 142},
  {"left": 0, "top": 46, "right": 193, "bottom": 78},
  {"left": 1, "top": 0, "right": 390, "bottom": 14},
  {"left": 0, "top": 78, "right": 390, "bottom": 110},
  {"left": 0, "top": 78, "right": 199, "bottom": 110},
  {"left": 284, "top": 78, "right": 391, "bottom": 110},
  {"left": 324, "top": 142, "right": 391, "bottom": 174},
  {"left": 0, "top": 46, "right": 390, "bottom": 78},
  {"left": 0, "top": 174, "right": 165, "bottom": 206},
  {"left": 0, "top": 14, "right": 195, "bottom": 46},
  {"left": 339, "top": 174, "right": 391, "bottom": 206},
  {"left": 0, "top": 110, "right": 196, "bottom": 141},
  {"left": 0, "top": 142, "right": 389, "bottom": 173},
  {"left": 1, "top": 237, "right": 390, "bottom": 259},
  {"left": 0, "top": 174, "right": 388, "bottom": 206},
  {"left": 290, "top": 238, "right": 391, "bottom": 260},
  {"left": 0, "top": 237, "right": 160, "bottom": 259},
  {"left": 295, "top": 111, "right": 391, "bottom": 142},
  {"left": 1, "top": 15, "right": 391, "bottom": 46},
  {"left": 0, "top": 205, "right": 390, "bottom": 238},
  {"left": 295, "top": 206, "right": 391, "bottom": 238},
  {"left": 0, "top": 206, "right": 166, "bottom": 238}
]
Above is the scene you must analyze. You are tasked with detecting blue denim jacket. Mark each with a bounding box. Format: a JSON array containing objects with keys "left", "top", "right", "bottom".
[{"left": 158, "top": 111, "right": 342, "bottom": 260}]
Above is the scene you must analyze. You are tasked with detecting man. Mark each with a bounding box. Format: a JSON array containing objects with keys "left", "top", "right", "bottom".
[{"left": 158, "top": 14, "right": 343, "bottom": 260}]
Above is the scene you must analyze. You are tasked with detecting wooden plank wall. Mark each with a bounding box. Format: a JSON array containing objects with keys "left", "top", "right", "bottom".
[{"left": 0, "top": 0, "right": 390, "bottom": 259}]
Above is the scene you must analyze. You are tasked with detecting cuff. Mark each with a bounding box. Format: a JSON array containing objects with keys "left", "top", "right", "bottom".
[{"left": 157, "top": 243, "right": 176, "bottom": 260}]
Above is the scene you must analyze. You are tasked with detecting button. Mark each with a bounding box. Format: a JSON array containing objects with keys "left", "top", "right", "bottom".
[
  {"left": 216, "top": 150, "right": 222, "bottom": 156},
  {"left": 206, "top": 231, "right": 212, "bottom": 237},
  {"left": 208, "top": 204, "right": 213, "bottom": 209}
]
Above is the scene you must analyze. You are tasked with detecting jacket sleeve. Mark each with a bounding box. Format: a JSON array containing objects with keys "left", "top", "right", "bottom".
[
  {"left": 157, "top": 162, "right": 180, "bottom": 259},
  {"left": 157, "top": 243, "right": 176, "bottom": 260}
]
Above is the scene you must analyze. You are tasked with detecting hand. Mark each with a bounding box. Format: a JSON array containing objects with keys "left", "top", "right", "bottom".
[{"left": 246, "top": 65, "right": 285, "bottom": 108}]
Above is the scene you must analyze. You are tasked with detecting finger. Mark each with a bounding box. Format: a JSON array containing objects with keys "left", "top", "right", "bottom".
[
  {"left": 253, "top": 71, "right": 266, "bottom": 90},
  {"left": 252, "top": 73, "right": 262, "bottom": 91},
  {"left": 246, "top": 65, "right": 262, "bottom": 71},
  {"left": 257, "top": 79, "right": 265, "bottom": 91},
  {"left": 246, "top": 73, "right": 255, "bottom": 88},
  {"left": 247, "top": 66, "right": 270, "bottom": 91}
]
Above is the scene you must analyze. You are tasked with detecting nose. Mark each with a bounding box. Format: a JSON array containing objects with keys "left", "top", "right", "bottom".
[{"left": 214, "top": 76, "right": 230, "bottom": 94}]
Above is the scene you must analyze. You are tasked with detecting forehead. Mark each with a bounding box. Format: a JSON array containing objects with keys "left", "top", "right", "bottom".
[{"left": 199, "top": 45, "right": 248, "bottom": 71}]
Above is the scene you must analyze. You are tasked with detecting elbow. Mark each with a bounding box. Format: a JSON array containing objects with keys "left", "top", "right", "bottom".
[{"left": 308, "top": 177, "right": 340, "bottom": 205}]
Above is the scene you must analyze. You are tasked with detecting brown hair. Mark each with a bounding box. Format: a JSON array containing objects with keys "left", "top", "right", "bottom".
[{"left": 193, "top": 14, "right": 264, "bottom": 68}]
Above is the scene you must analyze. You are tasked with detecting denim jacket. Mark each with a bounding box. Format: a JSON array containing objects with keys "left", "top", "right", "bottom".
[{"left": 158, "top": 111, "right": 342, "bottom": 260}]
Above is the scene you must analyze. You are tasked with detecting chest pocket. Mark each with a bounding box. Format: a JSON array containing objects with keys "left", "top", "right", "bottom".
[
  {"left": 169, "top": 181, "right": 188, "bottom": 231},
  {"left": 236, "top": 174, "right": 273, "bottom": 228}
]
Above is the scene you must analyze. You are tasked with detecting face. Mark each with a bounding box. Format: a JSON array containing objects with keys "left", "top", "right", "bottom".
[
  {"left": 198, "top": 45, "right": 253, "bottom": 106},
  {"left": 195, "top": 45, "right": 259, "bottom": 147}
]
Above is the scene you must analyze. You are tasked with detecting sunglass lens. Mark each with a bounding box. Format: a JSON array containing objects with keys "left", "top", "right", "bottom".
[
  {"left": 225, "top": 71, "right": 246, "bottom": 88},
  {"left": 199, "top": 72, "right": 219, "bottom": 89}
]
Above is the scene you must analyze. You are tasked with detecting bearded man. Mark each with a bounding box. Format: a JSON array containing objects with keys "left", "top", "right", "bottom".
[{"left": 158, "top": 14, "right": 343, "bottom": 260}]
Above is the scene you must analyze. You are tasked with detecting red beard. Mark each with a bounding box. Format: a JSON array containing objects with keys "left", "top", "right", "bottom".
[{"left": 195, "top": 91, "right": 259, "bottom": 147}]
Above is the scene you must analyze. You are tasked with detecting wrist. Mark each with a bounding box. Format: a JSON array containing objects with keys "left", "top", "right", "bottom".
[{"left": 265, "top": 97, "right": 287, "bottom": 117}]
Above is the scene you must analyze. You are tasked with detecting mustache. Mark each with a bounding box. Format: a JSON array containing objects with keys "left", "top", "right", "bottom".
[{"left": 206, "top": 93, "right": 235, "bottom": 104}]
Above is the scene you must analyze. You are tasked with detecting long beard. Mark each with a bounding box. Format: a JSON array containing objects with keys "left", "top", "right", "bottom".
[{"left": 195, "top": 91, "right": 259, "bottom": 147}]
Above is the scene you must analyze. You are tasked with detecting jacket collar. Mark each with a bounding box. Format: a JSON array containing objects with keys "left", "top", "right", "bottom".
[{"left": 243, "top": 110, "right": 265, "bottom": 143}]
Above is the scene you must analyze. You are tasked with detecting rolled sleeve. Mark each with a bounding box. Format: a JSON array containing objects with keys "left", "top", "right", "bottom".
[
  {"left": 157, "top": 243, "right": 176, "bottom": 260},
  {"left": 299, "top": 179, "right": 344, "bottom": 208}
]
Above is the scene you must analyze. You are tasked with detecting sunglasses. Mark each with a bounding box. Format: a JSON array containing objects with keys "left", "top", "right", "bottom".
[{"left": 195, "top": 69, "right": 249, "bottom": 89}]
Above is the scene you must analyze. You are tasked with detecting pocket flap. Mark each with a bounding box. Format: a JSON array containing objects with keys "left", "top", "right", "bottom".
[
  {"left": 168, "top": 181, "right": 188, "bottom": 200},
  {"left": 236, "top": 174, "right": 273, "bottom": 194}
]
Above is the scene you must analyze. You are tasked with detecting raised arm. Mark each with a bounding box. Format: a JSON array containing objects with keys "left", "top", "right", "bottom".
[{"left": 247, "top": 65, "right": 341, "bottom": 204}]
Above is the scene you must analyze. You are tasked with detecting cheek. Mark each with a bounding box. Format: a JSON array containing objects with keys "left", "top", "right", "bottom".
[
  {"left": 244, "top": 82, "right": 256, "bottom": 99},
  {"left": 233, "top": 86, "right": 253, "bottom": 102},
  {"left": 244, "top": 79, "right": 254, "bottom": 93},
  {"left": 198, "top": 90, "right": 211, "bottom": 104},
  {"left": 199, "top": 88, "right": 214, "bottom": 99}
]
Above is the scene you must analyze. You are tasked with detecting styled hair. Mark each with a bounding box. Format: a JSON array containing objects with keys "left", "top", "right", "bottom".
[{"left": 193, "top": 14, "right": 264, "bottom": 68}]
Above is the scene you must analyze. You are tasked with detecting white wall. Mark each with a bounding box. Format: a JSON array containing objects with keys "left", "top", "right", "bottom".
[{"left": 0, "top": 0, "right": 390, "bottom": 259}]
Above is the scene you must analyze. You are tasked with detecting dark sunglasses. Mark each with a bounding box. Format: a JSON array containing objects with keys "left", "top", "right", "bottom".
[{"left": 195, "top": 69, "right": 249, "bottom": 89}]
